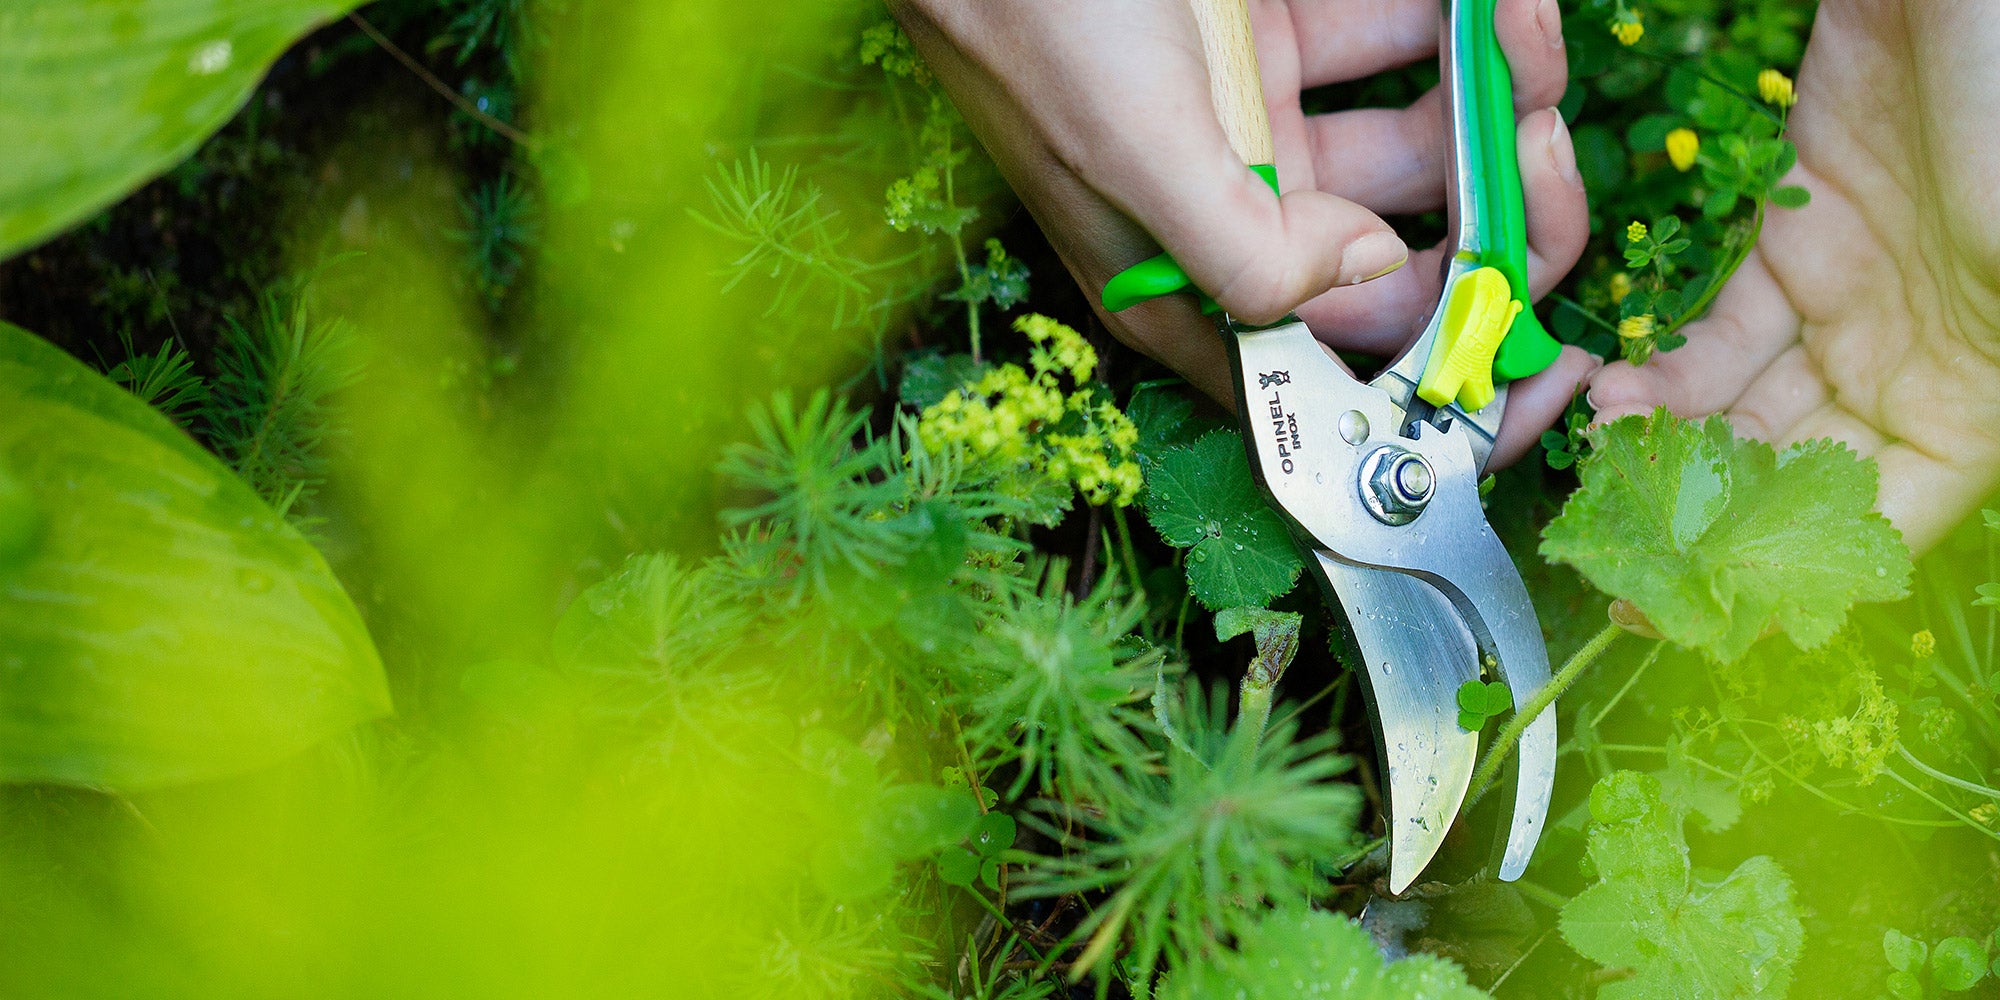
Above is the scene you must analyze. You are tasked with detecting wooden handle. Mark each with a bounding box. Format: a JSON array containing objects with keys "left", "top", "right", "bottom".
[{"left": 1188, "top": 0, "right": 1276, "bottom": 166}]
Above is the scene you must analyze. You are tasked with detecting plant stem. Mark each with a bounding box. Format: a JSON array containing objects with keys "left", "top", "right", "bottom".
[{"left": 1467, "top": 622, "right": 1623, "bottom": 808}]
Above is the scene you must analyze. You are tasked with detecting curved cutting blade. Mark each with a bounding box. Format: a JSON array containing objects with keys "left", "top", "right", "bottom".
[{"left": 1314, "top": 552, "right": 1478, "bottom": 893}]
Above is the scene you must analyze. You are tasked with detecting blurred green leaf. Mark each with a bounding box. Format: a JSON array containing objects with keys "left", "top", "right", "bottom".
[
  {"left": 1933, "top": 936, "right": 1989, "bottom": 992},
  {"left": 0, "top": 322, "right": 387, "bottom": 789},
  {"left": 0, "top": 0, "right": 364, "bottom": 259},
  {"left": 1158, "top": 905, "right": 1489, "bottom": 1000},
  {"left": 1884, "top": 929, "right": 1927, "bottom": 973},
  {"left": 1559, "top": 772, "right": 1803, "bottom": 999}
]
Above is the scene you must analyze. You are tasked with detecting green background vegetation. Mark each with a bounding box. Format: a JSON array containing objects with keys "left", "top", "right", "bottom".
[{"left": 0, "top": 1, "right": 1996, "bottom": 998}]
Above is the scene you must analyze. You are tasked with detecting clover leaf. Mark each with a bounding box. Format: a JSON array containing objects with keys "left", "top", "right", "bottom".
[
  {"left": 1541, "top": 411, "right": 1911, "bottom": 662},
  {"left": 1142, "top": 430, "right": 1301, "bottom": 611},
  {"left": 1559, "top": 772, "right": 1803, "bottom": 999},
  {"left": 1456, "top": 680, "right": 1513, "bottom": 733}
]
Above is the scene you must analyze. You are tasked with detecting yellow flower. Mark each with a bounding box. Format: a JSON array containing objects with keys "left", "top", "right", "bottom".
[
  {"left": 1758, "top": 68, "right": 1796, "bottom": 108},
  {"left": 1608, "top": 272, "right": 1632, "bottom": 304},
  {"left": 1617, "top": 313, "right": 1656, "bottom": 341},
  {"left": 1911, "top": 629, "right": 1936, "bottom": 658},
  {"left": 1665, "top": 128, "right": 1699, "bottom": 172},
  {"left": 1974, "top": 802, "right": 2000, "bottom": 828},
  {"left": 1609, "top": 12, "right": 1643, "bottom": 46},
  {"left": 1626, "top": 220, "right": 1648, "bottom": 244}
]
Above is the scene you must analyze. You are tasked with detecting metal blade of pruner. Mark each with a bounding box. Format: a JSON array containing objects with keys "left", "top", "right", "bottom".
[{"left": 1098, "top": 0, "right": 1563, "bottom": 892}]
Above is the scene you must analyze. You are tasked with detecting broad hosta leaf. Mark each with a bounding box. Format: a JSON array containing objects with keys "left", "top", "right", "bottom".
[
  {"left": 1541, "top": 411, "right": 1910, "bottom": 662},
  {"left": 0, "top": 323, "right": 388, "bottom": 789},
  {"left": 0, "top": 0, "right": 363, "bottom": 259},
  {"left": 1559, "top": 772, "right": 1803, "bottom": 999},
  {"left": 1159, "top": 905, "right": 1490, "bottom": 1000},
  {"left": 1142, "top": 430, "right": 1301, "bottom": 610}
]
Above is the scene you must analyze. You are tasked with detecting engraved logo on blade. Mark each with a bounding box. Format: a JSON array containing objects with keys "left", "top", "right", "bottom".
[{"left": 1264, "top": 380, "right": 1302, "bottom": 476}]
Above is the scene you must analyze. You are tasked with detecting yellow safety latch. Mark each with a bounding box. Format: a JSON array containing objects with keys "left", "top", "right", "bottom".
[{"left": 1417, "top": 266, "right": 1521, "bottom": 413}]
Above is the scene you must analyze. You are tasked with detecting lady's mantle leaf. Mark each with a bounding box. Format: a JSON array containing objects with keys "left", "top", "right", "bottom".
[
  {"left": 0, "top": 323, "right": 388, "bottom": 789},
  {"left": 1540, "top": 411, "right": 1910, "bottom": 662},
  {"left": 1559, "top": 772, "right": 1803, "bottom": 1000},
  {"left": 1142, "top": 430, "right": 1300, "bottom": 610},
  {"left": 1158, "top": 904, "right": 1490, "bottom": 1000}
]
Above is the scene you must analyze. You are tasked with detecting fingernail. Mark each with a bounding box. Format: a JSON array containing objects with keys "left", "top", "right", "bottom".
[
  {"left": 1584, "top": 386, "right": 1602, "bottom": 410},
  {"left": 1547, "top": 111, "right": 1581, "bottom": 187},
  {"left": 1343, "top": 232, "right": 1408, "bottom": 285},
  {"left": 1537, "top": 0, "right": 1564, "bottom": 48}
]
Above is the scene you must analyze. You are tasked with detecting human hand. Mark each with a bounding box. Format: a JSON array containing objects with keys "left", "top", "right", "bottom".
[
  {"left": 889, "top": 0, "right": 1595, "bottom": 466},
  {"left": 1587, "top": 1, "right": 2000, "bottom": 554}
]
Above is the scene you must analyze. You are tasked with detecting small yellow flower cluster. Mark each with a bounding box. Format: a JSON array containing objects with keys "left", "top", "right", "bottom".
[
  {"left": 1617, "top": 313, "right": 1656, "bottom": 341},
  {"left": 1973, "top": 802, "right": 1999, "bottom": 828},
  {"left": 1757, "top": 68, "right": 1796, "bottom": 108},
  {"left": 1626, "top": 220, "right": 1648, "bottom": 243},
  {"left": 1609, "top": 11, "right": 1643, "bottom": 46},
  {"left": 918, "top": 315, "right": 1143, "bottom": 508},
  {"left": 1607, "top": 272, "right": 1632, "bottom": 304},
  {"left": 1665, "top": 127, "right": 1699, "bottom": 172},
  {"left": 1802, "top": 670, "right": 1899, "bottom": 784},
  {"left": 1911, "top": 628, "right": 1936, "bottom": 659}
]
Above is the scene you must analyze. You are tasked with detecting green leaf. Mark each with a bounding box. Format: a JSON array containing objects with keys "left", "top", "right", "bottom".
[
  {"left": 1974, "top": 583, "right": 2000, "bottom": 609},
  {"left": 899, "top": 351, "right": 987, "bottom": 409},
  {"left": 1884, "top": 929, "right": 1927, "bottom": 974},
  {"left": 0, "top": 0, "right": 365, "bottom": 259},
  {"left": 1157, "top": 905, "right": 1490, "bottom": 1000},
  {"left": 1769, "top": 185, "right": 1812, "bottom": 209},
  {"left": 937, "top": 846, "right": 980, "bottom": 888},
  {"left": 1559, "top": 772, "right": 1803, "bottom": 999},
  {"left": 870, "top": 783, "right": 980, "bottom": 859},
  {"left": 1886, "top": 970, "right": 1923, "bottom": 1000},
  {"left": 0, "top": 322, "right": 387, "bottom": 789},
  {"left": 1128, "top": 381, "right": 1226, "bottom": 468},
  {"left": 972, "top": 810, "right": 1016, "bottom": 855},
  {"left": 1142, "top": 430, "right": 1302, "bottom": 611},
  {"left": 1933, "top": 936, "right": 1990, "bottom": 991},
  {"left": 1541, "top": 411, "right": 1912, "bottom": 662}
]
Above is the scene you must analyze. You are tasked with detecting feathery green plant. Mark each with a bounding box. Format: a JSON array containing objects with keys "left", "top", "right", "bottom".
[{"left": 204, "top": 288, "right": 358, "bottom": 519}]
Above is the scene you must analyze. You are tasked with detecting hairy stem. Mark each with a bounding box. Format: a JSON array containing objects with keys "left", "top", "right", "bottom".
[{"left": 1467, "top": 622, "right": 1624, "bottom": 808}]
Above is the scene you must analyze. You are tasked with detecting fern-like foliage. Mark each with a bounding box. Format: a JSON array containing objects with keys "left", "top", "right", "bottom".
[
  {"left": 450, "top": 173, "right": 540, "bottom": 309},
  {"left": 104, "top": 329, "right": 207, "bottom": 428},
  {"left": 693, "top": 152, "right": 890, "bottom": 329},
  {"left": 954, "top": 560, "right": 1161, "bottom": 801},
  {"left": 717, "top": 390, "right": 914, "bottom": 606},
  {"left": 204, "top": 290, "right": 357, "bottom": 519},
  {"left": 1020, "top": 687, "right": 1362, "bottom": 987}
]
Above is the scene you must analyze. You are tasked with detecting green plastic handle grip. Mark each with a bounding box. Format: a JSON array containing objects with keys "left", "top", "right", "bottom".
[{"left": 1455, "top": 0, "right": 1560, "bottom": 381}]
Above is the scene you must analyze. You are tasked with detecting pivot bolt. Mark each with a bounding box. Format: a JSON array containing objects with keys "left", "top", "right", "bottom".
[{"left": 1360, "top": 446, "right": 1435, "bottom": 525}]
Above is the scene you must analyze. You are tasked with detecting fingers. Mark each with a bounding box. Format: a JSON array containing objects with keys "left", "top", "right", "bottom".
[
  {"left": 1587, "top": 249, "right": 1803, "bottom": 422},
  {"left": 1718, "top": 345, "right": 1830, "bottom": 442},
  {"left": 1489, "top": 346, "right": 1601, "bottom": 468},
  {"left": 1297, "top": 0, "right": 1568, "bottom": 215},
  {"left": 1283, "top": 0, "right": 1438, "bottom": 87},
  {"left": 1294, "top": 108, "right": 1586, "bottom": 354}
]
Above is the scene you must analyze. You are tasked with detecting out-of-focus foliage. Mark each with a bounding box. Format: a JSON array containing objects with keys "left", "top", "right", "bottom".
[
  {"left": 0, "top": 0, "right": 366, "bottom": 257},
  {"left": 1559, "top": 771, "right": 1803, "bottom": 998},
  {"left": 0, "top": 321, "right": 387, "bottom": 789}
]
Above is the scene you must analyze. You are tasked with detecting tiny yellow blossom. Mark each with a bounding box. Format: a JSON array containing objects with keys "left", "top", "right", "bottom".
[
  {"left": 1626, "top": 221, "right": 1648, "bottom": 244},
  {"left": 1758, "top": 68, "right": 1796, "bottom": 108},
  {"left": 1608, "top": 272, "right": 1632, "bottom": 304},
  {"left": 1911, "top": 629, "right": 1936, "bottom": 658},
  {"left": 1617, "top": 313, "right": 1656, "bottom": 341},
  {"left": 1974, "top": 802, "right": 2000, "bottom": 828},
  {"left": 1609, "top": 12, "right": 1643, "bottom": 46},
  {"left": 1665, "top": 128, "right": 1699, "bottom": 172}
]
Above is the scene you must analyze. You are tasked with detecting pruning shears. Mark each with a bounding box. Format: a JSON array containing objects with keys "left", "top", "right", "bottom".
[{"left": 1102, "top": 0, "right": 1560, "bottom": 893}]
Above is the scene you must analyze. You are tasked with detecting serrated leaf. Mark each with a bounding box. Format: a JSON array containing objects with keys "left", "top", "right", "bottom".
[
  {"left": 1128, "top": 381, "right": 1227, "bottom": 469},
  {"left": 1, "top": 0, "right": 365, "bottom": 259},
  {"left": 898, "top": 351, "right": 987, "bottom": 409},
  {"left": 1157, "top": 905, "right": 1490, "bottom": 1000},
  {"left": 1142, "top": 430, "right": 1301, "bottom": 610},
  {"left": 0, "top": 322, "right": 388, "bottom": 789},
  {"left": 1559, "top": 772, "right": 1802, "bottom": 999},
  {"left": 1541, "top": 411, "right": 1911, "bottom": 662}
]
